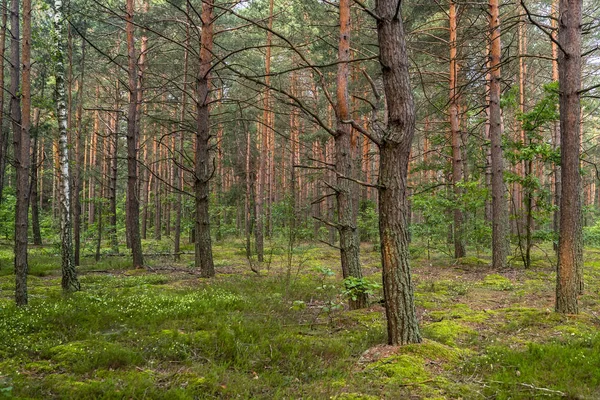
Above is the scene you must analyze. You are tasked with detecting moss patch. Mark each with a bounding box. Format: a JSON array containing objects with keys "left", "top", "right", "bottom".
[
  {"left": 422, "top": 320, "right": 477, "bottom": 346},
  {"left": 481, "top": 274, "right": 514, "bottom": 291}
]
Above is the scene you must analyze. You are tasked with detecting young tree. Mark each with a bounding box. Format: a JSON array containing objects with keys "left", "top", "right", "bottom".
[
  {"left": 556, "top": 0, "right": 583, "bottom": 314},
  {"left": 53, "top": 0, "right": 80, "bottom": 292},
  {"left": 375, "top": 0, "right": 421, "bottom": 345}
]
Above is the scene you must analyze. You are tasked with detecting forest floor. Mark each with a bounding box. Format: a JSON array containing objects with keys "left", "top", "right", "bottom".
[{"left": 1, "top": 240, "right": 600, "bottom": 399}]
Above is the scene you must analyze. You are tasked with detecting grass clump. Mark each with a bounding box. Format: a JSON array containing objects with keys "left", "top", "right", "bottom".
[
  {"left": 48, "top": 340, "right": 143, "bottom": 373},
  {"left": 474, "top": 334, "right": 600, "bottom": 399}
]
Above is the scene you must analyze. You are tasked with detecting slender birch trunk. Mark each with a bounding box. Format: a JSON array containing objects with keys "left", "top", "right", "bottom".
[{"left": 53, "top": 0, "right": 80, "bottom": 292}]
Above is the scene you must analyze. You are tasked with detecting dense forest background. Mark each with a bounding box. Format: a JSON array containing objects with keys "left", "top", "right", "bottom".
[{"left": 0, "top": 0, "right": 600, "bottom": 398}]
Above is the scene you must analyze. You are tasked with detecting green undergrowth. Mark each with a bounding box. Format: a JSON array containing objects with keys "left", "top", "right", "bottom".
[{"left": 0, "top": 242, "right": 599, "bottom": 398}]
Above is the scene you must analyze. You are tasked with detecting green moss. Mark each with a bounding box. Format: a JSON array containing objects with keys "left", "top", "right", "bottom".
[
  {"left": 457, "top": 256, "right": 489, "bottom": 267},
  {"left": 429, "top": 303, "right": 489, "bottom": 323},
  {"left": 481, "top": 274, "right": 514, "bottom": 291},
  {"left": 48, "top": 340, "right": 143, "bottom": 373},
  {"left": 23, "top": 360, "right": 58, "bottom": 374},
  {"left": 368, "top": 354, "right": 429, "bottom": 383},
  {"left": 396, "top": 339, "right": 461, "bottom": 363},
  {"left": 422, "top": 320, "right": 477, "bottom": 346}
]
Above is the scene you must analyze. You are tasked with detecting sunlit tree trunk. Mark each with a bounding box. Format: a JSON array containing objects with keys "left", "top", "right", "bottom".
[
  {"left": 551, "top": 0, "right": 560, "bottom": 252},
  {"left": 53, "top": 0, "right": 80, "bottom": 292},
  {"left": 376, "top": 0, "right": 421, "bottom": 345},
  {"left": 556, "top": 0, "right": 583, "bottom": 314},
  {"left": 336, "top": 0, "right": 365, "bottom": 309},
  {"left": 449, "top": 0, "right": 465, "bottom": 259}
]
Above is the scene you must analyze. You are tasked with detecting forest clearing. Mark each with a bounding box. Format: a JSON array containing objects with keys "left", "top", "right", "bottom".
[{"left": 1, "top": 242, "right": 600, "bottom": 399}]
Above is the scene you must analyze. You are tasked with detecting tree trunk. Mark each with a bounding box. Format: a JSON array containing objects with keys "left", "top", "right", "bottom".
[
  {"left": 194, "top": 0, "right": 215, "bottom": 277},
  {"left": 556, "top": 0, "right": 583, "bottom": 314},
  {"left": 73, "top": 37, "right": 85, "bottom": 266},
  {"left": 31, "top": 114, "right": 42, "bottom": 245},
  {"left": 54, "top": 0, "right": 80, "bottom": 292},
  {"left": 489, "top": 0, "right": 509, "bottom": 270},
  {"left": 126, "top": 0, "right": 144, "bottom": 268},
  {"left": 336, "top": 0, "right": 365, "bottom": 309},
  {"left": 0, "top": 0, "right": 7, "bottom": 204},
  {"left": 174, "top": 16, "right": 190, "bottom": 261},
  {"left": 376, "top": 0, "right": 421, "bottom": 345},
  {"left": 551, "top": 0, "right": 560, "bottom": 252},
  {"left": 12, "top": 0, "right": 28, "bottom": 305},
  {"left": 449, "top": 0, "right": 465, "bottom": 259}
]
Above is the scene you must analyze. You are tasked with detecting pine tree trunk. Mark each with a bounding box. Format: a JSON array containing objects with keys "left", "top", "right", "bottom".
[
  {"left": 556, "top": 0, "right": 583, "bottom": 314},
  {"left": 194, "top": 0, "right": 215, "bottom": 277},
  {"left": 54, "top": 0, "right": 80, "bottom": 292},
  {"left": 31, "top": 126, "right": 42, "bottom": 245},
  {"left": 73, "top": 37, "right": 85, "bottom": 266},
  {"left": 174, "top": 19, "right": 189, "bottom": 261},
  {"left": 12, "top": 0, "right": 28, "bottom": 305},
  {"left": 551, "top": 0, "right": 560, "bottom": 252},
  {"left": 489, "top": 0, "right": 509, "bottom": 270},
  {"left": 376, "top": 0, "right": 421, "bottom": 345},
  {"left": 336, "top": 0, "right": 365, "bottom": 309},
  {"left": 125, "top": 0, "right": 144, "bottom": 268},
  {"left": 449, "top": 0, "right": 465, "bottom": 259},
  {"left": 0, "top": 0, "right": 7, "bottom": 204},
  {"left": 109, "top": 93, "right": 119, "bottom": 254}
]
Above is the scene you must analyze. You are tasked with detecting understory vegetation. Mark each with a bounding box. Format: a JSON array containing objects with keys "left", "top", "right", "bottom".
[{"left": 1, "top": 240, "right": 599, "bottom": 399}]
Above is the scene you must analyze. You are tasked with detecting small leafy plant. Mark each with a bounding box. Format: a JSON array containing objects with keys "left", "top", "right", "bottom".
[{"left": 342, "top": 277, "right": 381, "bottom": 302}]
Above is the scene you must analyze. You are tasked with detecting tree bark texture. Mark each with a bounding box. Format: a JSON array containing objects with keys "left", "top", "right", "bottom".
[
  {"left": 73, "top": 37, "right": 85, "bottom": 266},
  {"left": 126, "top": 0, "right": 144, "bottom": 268},
  {"left": 375, "top": 0, "right": 421, "bottom": 345},
  {"left": 336, "top": 0, "right": 365, "bottom": 309},
  {"left": 53, "top": 0, "right": 80, "bottom": 292},
  {"left": 12, "top": 0, "right": 28, "bottom": 305},
  {"left": 0, "top": 0, "right": 7, "bottom": 204},
  {"left": 194, "top": 0, "right": 215, "bottom": 277},
  {"left": 489, "top": 0, "right": 509, "bottom": 271},
  {"left": 556, "top": 0, "right": 583, "bottom": 314},
  {"left": 449, "top": 0, "right": 465, "bottom": 259}
]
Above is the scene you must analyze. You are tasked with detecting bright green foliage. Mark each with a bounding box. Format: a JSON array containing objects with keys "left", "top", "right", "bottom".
[{"left": 342, "top": 277, "right": 381, "bottom": 302}]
